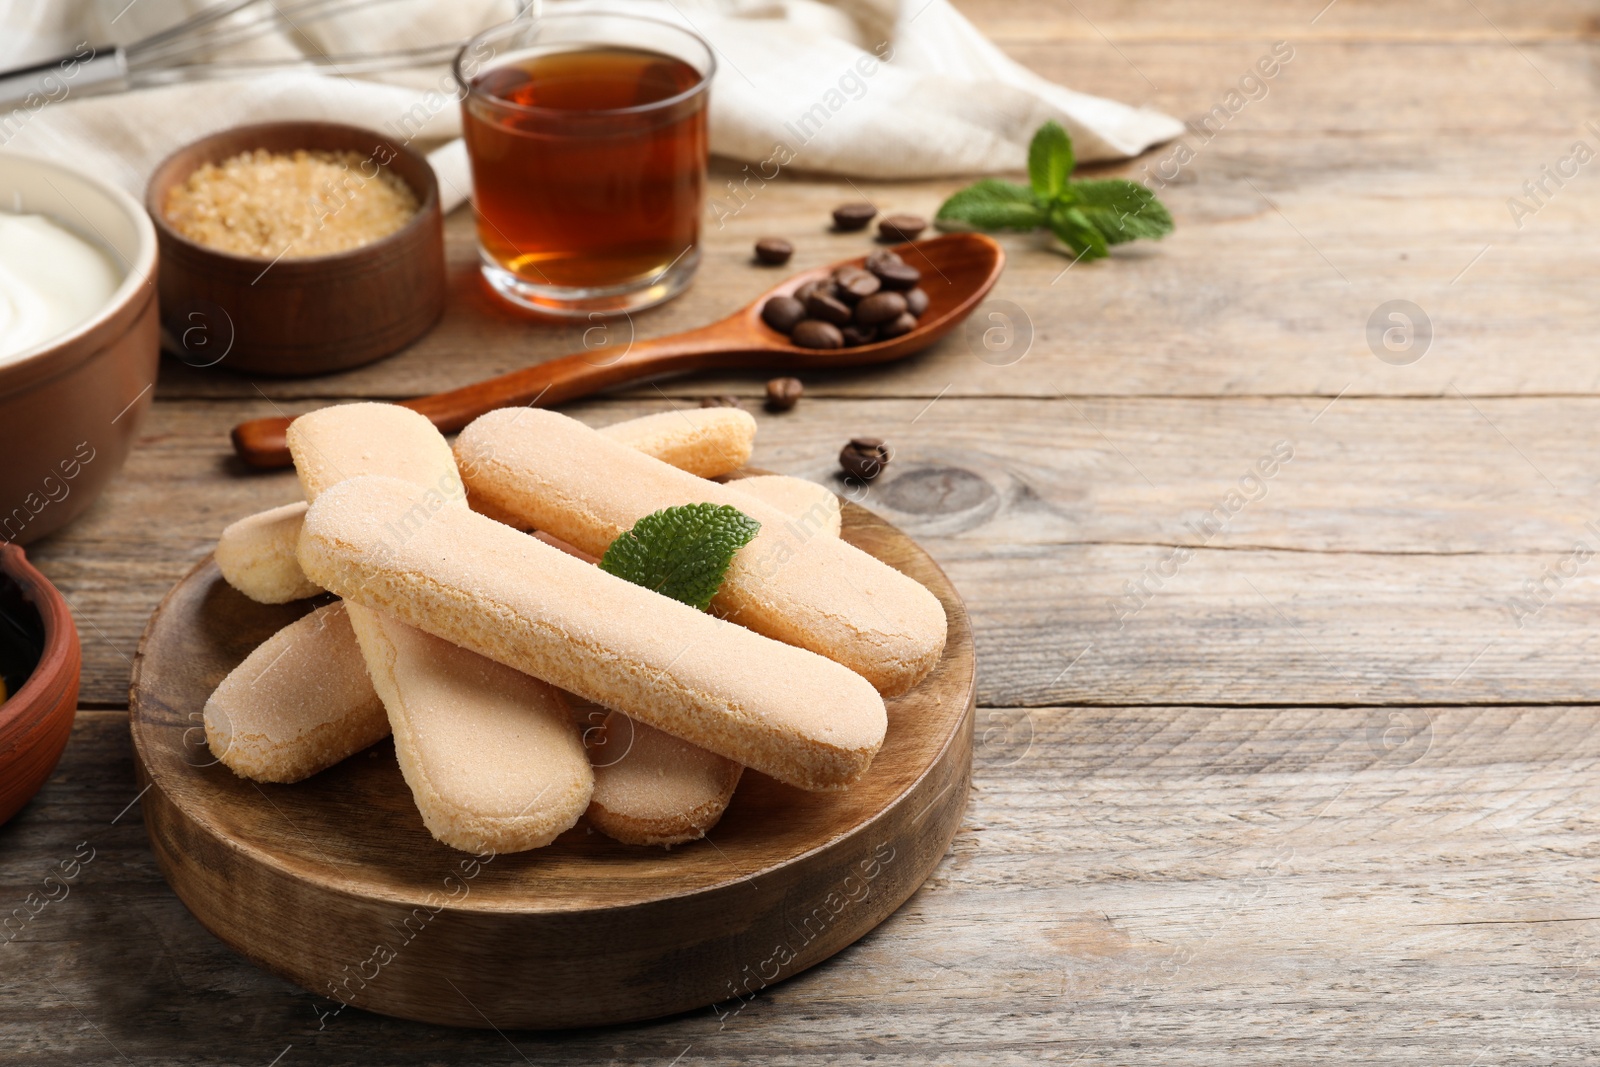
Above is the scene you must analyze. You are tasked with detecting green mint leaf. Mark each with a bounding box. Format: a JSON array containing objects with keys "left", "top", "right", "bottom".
[
  {"left": 1069, "top": 179, "right": 1174, "bottom": 245},
  {"left": 598, "top": 503, "right": 760, "bottom": 610},
  {"left": 935, "top": 179, "right": 1045, "bottom": 231},
  {"left": 926, "top": 123, "right": 1173, "bottom": 260},
  {"left": 1047, "top": 204, "right": 1109, "bottom": 261},
  {"left": 1028, "top": 121, "right": 1075, "bottom": 201}
]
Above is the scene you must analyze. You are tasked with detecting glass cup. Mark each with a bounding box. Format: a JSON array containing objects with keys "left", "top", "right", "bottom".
[{"left": 454, "top": 13, "right": 714, "bottom": 317}]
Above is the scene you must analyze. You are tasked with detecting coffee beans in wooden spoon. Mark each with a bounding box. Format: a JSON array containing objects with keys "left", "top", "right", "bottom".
[
  {"left": 762, "top": 252, "right": 930, "bottom": 349},
  {"left": 761, "top": 295, "right": 806, "bottom": 332},
  {"left": 792, "top": 320, "right": 844, "bottom": 348},
  {"left": 866, "top": 249, "right": 921, "bottom": 291}
]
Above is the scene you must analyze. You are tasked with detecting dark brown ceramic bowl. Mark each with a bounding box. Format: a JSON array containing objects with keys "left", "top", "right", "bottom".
[
  {"left": 146, "top": 121, "right": 446, "bottom": 377},
  {"left": 0, "top": 152, "right": 161, "bottom": 546},
  {"left": 0, "top": 544, "right": 81, "bottom": 827}
]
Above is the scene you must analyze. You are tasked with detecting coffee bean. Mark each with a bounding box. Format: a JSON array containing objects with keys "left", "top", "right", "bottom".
[
  {"left": 754, "top": 237, "right": 793, "bottom": 265},
  {"left": 840, "top": 437, "right": 891, "bottom": 482},
  {"left": 833, "top": 266, "right": 881, "bottom": 303},
  {"left": 765, "top": 376, "right": 803, "bottom": 411},
  {"left": 760, "top": 295, "right": 806, "bottom": 333},
  {"left": 878, "top": 214, "right": 926, "bottom": 242},
  {"left": 854, "top": 290, "right": 907, "bottom": 326},
  {"left": 700, "top": 395, "right": 742, "bottom": 408},
  {"left": 832, "top": 202, "right": 877, "bottom": 231},
  {"left": 866, "top": 255, "right": 920, "bottom": 291},
  {"left": 877, "top": 311, "right": 918, "bottom": 339},
  {"left": 865, "top": 249, "right": 903, "bottom": 272},
  {"left": 840, "top": 324, "right": 877, "bottom": 346},
  {"left": 792, "top": 319, "right": 844, "bottom": 349},
  {"left": 796, "top": 278, "right": 838, "bottom": 304},
  {"left": 904, "top": 286, "right": 929, "bottom": 316},
  {"left": 804, "top": 290, "right": 853, "bottom": 325}
]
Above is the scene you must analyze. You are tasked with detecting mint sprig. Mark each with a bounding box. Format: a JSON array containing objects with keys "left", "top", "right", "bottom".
[
  {"left": 599, "top": 503, "right": 760, "bottom": 610},
  {"left": 935, "top": 121, "right": 1173, "bottom": 261}
]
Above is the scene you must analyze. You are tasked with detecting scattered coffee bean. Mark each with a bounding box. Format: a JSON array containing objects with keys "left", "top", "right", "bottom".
[
  {"left": 700, "top": 395, "right": 742, "bottom": 408},
  {"left": 904, "top": 286, "right": 929, "bottom": 316},
  {"left": 792, "top": 319, "right": 845, "bottom": 349},
  {"left": 761, "top": 295, "right": 806, "bottom": 333},
  {"left": 833, "top": 266, "right": 881, "bottom": 303},
  {"left": 877, "top": 311, "right": 918, "bottom": 339},
  {"left": 865, "top": 250, "right": 920, "bottom": 291},
  {"left": 878, "top": 214, "right": 926, "bottom": 242},
  {"left": 765, "top": 376, "right": 803, "bottom": 411},
  {"left": 754, "top": 237, "right": 794, "bottom": 265},
  {"left": 840, "top": 324, "right": 878, "bottom": 346},
  {"left": 840, "top": 437, "right": 890, "bottom": 482},
  {"left": 854, "top": 290, "right": 907, "bottom": 326},
  {"left": 804, "top": 289, "right": 853, "bottom": 326},
  {"left": 832, "top": 202, "right": 877, "bottom": 231}
]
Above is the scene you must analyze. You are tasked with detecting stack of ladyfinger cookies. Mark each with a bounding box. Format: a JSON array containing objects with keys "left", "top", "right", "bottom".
[{"left": 203, "top": 402, "right": 947, "bottom": 855}]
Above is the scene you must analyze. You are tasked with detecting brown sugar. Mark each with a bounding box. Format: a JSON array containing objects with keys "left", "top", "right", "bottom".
[{"left": 164, "top": 148, "right": 419, "bottom": 259}]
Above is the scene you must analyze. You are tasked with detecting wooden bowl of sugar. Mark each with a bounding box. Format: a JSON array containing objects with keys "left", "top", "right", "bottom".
[{"left": 146, "top": 121, "right": 446, "bottom": 377}]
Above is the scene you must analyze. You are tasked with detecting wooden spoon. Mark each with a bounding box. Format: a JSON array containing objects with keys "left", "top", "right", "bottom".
[{"left": 231, "top": 232, "right": 1005, "bottom": 469}]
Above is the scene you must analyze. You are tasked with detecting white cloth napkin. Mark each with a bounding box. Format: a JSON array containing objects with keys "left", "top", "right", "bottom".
[{"left": 1, "top": 0, "right": 1182, "bottom": 212}]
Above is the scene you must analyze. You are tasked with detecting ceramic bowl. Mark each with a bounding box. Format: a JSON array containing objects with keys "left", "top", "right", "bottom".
[
  {"left": 0, "top": 152, "right": 160, "bottom": 545},
  {"left": 145, "top": 121, "right": 446, "bottom": 377},
  {"left": 0, "top": 543, "right": 81, "bottom": 827}
]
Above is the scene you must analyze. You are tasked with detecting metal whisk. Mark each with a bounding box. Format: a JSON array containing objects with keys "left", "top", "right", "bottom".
[{"left": 0, "top": 0, "right": 529, "bottom": 109}]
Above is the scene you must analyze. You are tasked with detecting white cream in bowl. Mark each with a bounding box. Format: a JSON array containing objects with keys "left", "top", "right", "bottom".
[{"left": 0, "top": 212, "right": 122, "bottom": 365}]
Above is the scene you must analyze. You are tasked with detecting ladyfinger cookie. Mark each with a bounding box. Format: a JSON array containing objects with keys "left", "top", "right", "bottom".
[
  {"left": 345, "top": 608, "right": 592, "bottom": 853},
  {"left": 455, "top": 409, "right": 946, "bottom": 696},
  {"left": 579, "top": 471, "right": 826, "bottom": 844},
  {"left": 297, "top": 475, "right": 887, "bottom": 791},
  {"left": 204, "top": 601, "right": 389, "bottom": 783},
  {"left": 732, "top": 475, "right": 841, "bottom": 538},
  {"left": 290, "top": 402, "right": 464, "bottom": 504},
  {"left": 585, "top": 711, "right": 743, "bottom": 847},
  {"left": 595, "top": 407, "right": 755, "bottom": 477},
  {"left": 288, "top": 403, "right": 593, "bottom": 853},
  {"left": 218, "top": 408, "right": 757, "bottom": 604},
  {"left": 216, "top": 501, "right": 323, "bottom": 603},
  {"left": 205, "top": 481, "right": 836, "bottom": 792}
]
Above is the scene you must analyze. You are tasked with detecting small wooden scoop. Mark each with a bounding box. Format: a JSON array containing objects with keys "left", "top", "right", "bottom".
[{"left": 231, "top": 233, "right": 1005, "bottom": 469}]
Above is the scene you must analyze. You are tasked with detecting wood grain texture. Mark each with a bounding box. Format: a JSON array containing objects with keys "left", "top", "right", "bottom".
[
  {"left": 8, "top": 703, "right": 1600, "bottom": 1064},
  {"left": 6, "top": 0, "right": 1600, "bottom": 1060},
  {"left": 126, "top": 498, "right": 973, "bottom": 1028},
  {"left": 959, "top": 0, "right": 1600, "bottom": 42}
]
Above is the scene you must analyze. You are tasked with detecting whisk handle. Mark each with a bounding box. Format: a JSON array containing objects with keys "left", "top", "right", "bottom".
[{"left": 0, "top": 46, "right": 126, "bottom": 111}]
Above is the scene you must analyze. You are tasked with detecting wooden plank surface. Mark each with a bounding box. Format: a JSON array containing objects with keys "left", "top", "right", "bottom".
[
  {"left": 7, "top": 704, "right": 1600, "bottom": 1065},
  {"left": 6, "top": 0, "right": 1600, "bottom": 1062}
]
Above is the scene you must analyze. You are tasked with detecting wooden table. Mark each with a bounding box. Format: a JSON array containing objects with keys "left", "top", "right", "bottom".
[{"left": 7, "top": 2, "right": 1599, "bottom": 1062}]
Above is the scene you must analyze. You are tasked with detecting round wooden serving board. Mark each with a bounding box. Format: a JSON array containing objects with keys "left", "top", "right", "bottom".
[{"left": 128, "top": 495, "right": 974, "bottom": 1029}]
